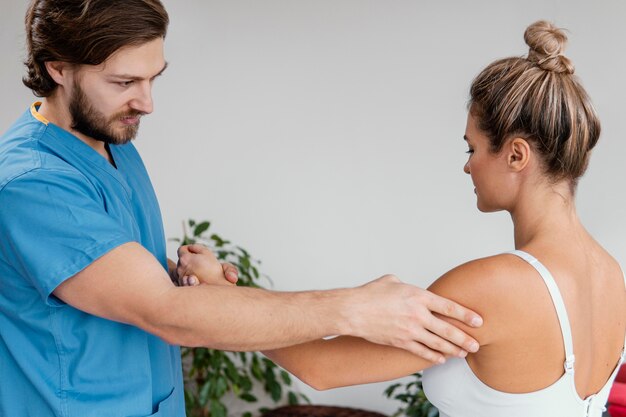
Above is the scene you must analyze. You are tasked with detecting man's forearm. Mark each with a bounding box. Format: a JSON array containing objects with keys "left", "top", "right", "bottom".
[
  {"left": 150, "top": 284, "right": 355, "bottom": 351},
  {"left": 56, "top": 243, "right": 353, "bottom": 351}
]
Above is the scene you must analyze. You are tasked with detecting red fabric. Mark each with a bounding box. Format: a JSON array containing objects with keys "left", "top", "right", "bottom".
[
  {"left": 609, "top": 365, "right": 626, "bottom": 416},
  {"left": 617, "top": 364, "right": 626, "bottom": 383},
  {"left": 609, "top": 403, "right": 626, "bottom": 417},
  {"left": 610, "top": 381, "right": 626, "bottom": 405}
]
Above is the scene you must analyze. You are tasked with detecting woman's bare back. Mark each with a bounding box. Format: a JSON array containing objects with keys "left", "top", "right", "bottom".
[{"left": 451, "top": 239, "right": 626, "bottom": 398}]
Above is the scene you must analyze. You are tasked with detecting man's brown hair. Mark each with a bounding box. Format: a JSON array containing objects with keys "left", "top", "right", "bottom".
[{"left": 23, "top": 0, "right": 169, "bottom": 97}]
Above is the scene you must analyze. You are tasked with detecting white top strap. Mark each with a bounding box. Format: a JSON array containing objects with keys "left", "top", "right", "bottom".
[{"left": 509, "top": 250, "right": 576, "bottom": 372}]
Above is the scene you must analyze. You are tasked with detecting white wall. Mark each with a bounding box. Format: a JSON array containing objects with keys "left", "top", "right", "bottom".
[{"left": 2, "top": 0, "right": 626, "bottom": 414}]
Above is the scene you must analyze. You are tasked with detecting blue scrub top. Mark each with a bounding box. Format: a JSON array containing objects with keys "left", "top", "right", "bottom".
[{"left": 0, "top": 104, "right": 185, "bottom": 416}]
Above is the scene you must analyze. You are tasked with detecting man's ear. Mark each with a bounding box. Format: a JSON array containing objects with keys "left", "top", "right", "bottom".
[
  {"left": 44, "top": 61, "right": 72, "bottom": 86},
  {"left": 507, "top": 138, "right": 531, "bottom": 172}
]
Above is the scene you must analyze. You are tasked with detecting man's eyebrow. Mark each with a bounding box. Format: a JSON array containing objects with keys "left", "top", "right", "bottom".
[
  {"left": 111, "top": 62, "right": 169, "bottom": 80},
  {"left": 155, "top": 61, "right": 168, "bottom": 77}
]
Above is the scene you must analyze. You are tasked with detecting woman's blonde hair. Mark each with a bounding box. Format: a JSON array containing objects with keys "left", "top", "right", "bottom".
[{"left": 469, "top": 20, "right": 600, "bottom": 185}]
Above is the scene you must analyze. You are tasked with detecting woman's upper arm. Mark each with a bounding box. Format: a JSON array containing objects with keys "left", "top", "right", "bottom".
[{"left": 265, "top": 336, "right": 435, "bottom": 390}]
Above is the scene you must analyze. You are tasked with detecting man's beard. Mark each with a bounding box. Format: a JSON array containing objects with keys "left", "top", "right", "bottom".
[{"left": 69, "top": 83, "right": 143, "bottom": 145}]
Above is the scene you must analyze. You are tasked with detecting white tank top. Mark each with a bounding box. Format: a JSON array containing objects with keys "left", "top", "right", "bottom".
[{"left": 422, "top": 250, "right": 626, "bottom": 417}]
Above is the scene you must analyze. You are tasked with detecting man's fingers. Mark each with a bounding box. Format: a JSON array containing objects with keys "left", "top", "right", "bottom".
[
  {"left": 177, "top": 245, "right": 188, "bottom": 258},
  {"left": 374, "top": 274, "right": 402, "bottom": 284},
  {"left": 222, "top": 263, "right": 238, "bottom": 284},
  {"left": 428, "top": 293, "right": 483, "bottom": 328},
  {"left": 402, "top": 341, "right": 446, "bottom": 364},
  {"left": 425, "top": 295, "right": 481, "bottom": 353},
  {"left": 176, "top": 266, "right": 187, "bottom": 283},
  {"left": 181, "top": 275, "right": 200, "bottom": 286},
  {"left": 419, "top": 320, "right": 475, "bottom": 356},
  {"left": 177, "top": 244, "right": 210, "bottom": 258},
  {"left": 187, "top": 244, "right": 210, "bottom": 254}
]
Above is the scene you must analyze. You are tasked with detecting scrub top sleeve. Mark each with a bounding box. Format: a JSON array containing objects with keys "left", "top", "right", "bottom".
[{"left": 0, "top": 168, "right": 135, "bottom": 306}]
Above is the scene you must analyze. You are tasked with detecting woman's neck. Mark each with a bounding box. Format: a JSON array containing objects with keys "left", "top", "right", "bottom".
[{"left": 510, "top": 180, "right": 582, "bottom": 249}]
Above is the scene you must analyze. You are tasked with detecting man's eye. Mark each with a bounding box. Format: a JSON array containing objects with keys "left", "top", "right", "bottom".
[
  {"left": 466, "top": 149, "right": 474, "bottom": 154},
  {"left": 119, "top": 81, "right": 133, "bottom": 87}
]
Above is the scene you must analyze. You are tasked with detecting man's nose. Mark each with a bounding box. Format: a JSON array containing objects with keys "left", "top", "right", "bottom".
[{"left": 129, "top": 82, "right": 153, "bottom": 114}]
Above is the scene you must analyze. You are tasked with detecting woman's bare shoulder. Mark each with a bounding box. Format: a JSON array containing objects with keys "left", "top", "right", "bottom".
[
  {"left": 427, "top": 253, "right": 549, "bottom": 345},
  {"left": 428, "top": 253, "right": 536, "bottom": 299}
]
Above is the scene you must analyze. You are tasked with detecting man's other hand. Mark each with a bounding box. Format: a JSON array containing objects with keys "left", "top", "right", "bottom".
[{"left": 176, "top": 244, "right": 238, "bottom": 286}]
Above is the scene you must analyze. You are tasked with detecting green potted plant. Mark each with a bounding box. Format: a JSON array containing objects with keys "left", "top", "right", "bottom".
[
  {"left": 172, "top": 219, "right": 309, "bottom": 417},
  {"left": 384, "top": 373, "right": 438, "bottom": 417}
]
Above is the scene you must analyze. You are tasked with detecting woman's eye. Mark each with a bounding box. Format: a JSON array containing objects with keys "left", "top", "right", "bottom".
[
  {"left": 466, "top": 149, "right": 474, "bottom": 154},
  {"left": 119, "top": 81, "right": 133, "bottom": 87}
]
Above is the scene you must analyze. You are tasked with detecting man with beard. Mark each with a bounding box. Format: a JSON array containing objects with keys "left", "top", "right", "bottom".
[{"left": 0, "top": 1, "right": 482, "bottom": 416}]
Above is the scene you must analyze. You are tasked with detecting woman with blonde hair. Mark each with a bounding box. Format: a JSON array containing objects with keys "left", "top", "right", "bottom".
[{"left": 264, "top": 21, "right": 626, "bottom": 417}]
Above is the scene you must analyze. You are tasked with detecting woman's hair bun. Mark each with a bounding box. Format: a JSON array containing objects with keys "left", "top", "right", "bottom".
[{"left": 524, "top": 20, "right": 575, "bottom": 74}]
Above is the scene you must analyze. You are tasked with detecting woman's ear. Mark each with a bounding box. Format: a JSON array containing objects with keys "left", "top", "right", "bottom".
[{"left": 507, "top": 138, "right": 531, "bottom": 172}]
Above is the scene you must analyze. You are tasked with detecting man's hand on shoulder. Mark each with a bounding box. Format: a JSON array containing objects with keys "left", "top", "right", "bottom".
[{"left": 345, "top": 275, "right": 483, "bottom": 364}]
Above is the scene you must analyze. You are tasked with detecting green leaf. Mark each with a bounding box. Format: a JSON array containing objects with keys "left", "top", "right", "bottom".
[
  {"left": 239, "top": 256, "right": 251, "bottom": 269},
  {"left": 384, "top": 383, "right": 400, "bottom": 397},
  {"left": 208, "top": 350, "right": 225, "bottom": 368},
  {"left": 193, "top": 221, "right": 210, "bottom": 236},
  {"left": 211, "top": 234, "right": 230, "bottom": 247},
  {"left": 241, "top": 249, "right": 253, "bottom": 261},
  {"left": 280, "top": 370, "right": 292, "bottom": 385},
  {"left": 188, "top": 219, "right": 196, "bottom": 227},
  {"left": 214, "top": 376, "right": 228, "bottom": 398},
  {"left": 210, "top": 400, "right": 227, "bottom": 417},
  {"left": 288, "top": 391, "right": 298, "bottom": 405},
  {"left": 396, "top": 394, "right": 410, "bottom": 402},
  {"left": 225, "top": 360, "right": 239, "bottom": 382},
  {"left": 198, "top": 381, "right": 211, "bottom": 407},
  {"left": 243, "top": 413, "right": 253, "bottom": 417},
  {"left": 262, "top": 357, "right": 276, "bottom": 368},
  {"left": 184, "top": 388, "right": 196, "bottom": 408},
  {"left": 251, "top": 359, "right": 263, "bottom": 381},
  {"left": 240, "top": 393, "right": 257, "bottom": 403},
  {"left": 427, "top": 408, "right": 439, "bottom": 417},
  {"left": 240, "top": 375, "right": 253, "bottom": 391},
  {"left": 405, "top": 405, "right": 420, "bottom": 416},
  {"left": 268, "top": 380, "right": 282, "bottom": 402},
  {"left": 299, "top": 392, "right": 311, "bottom": 404}
]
